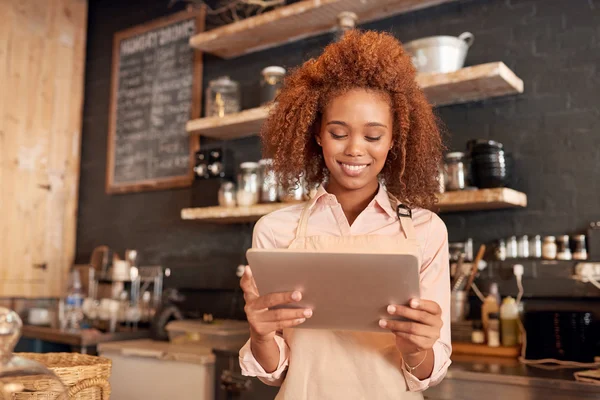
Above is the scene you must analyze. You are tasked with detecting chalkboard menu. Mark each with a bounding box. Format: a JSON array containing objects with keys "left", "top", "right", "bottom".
[{"left": 106, "top": 9, "right": 204, "bottom": 194}]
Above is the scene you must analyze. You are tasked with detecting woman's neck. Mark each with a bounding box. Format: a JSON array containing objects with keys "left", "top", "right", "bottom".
[{"left": 326, "top": 179, "right": 380, "bottom": 226}]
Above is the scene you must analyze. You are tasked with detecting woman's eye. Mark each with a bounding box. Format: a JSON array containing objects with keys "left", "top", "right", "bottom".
[
  {"left": 365, "top": 136, "right": 382, "bottom": 142},
  {"left": 329, "top": 132, "right": 347, "bottom": 139}
]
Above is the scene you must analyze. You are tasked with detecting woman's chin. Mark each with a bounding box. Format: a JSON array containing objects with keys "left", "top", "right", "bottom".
[{"left": 330, "top": 174, "right": 374, "bottom": 192}]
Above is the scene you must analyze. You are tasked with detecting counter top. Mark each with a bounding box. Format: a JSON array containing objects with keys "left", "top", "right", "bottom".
[
  {"left": 21, "top": 325, "right": 151, "bottom": 348},
  {"left": 213, "top": 348, "right": 598, "bottom": 392},
  {"left": 447, "top": 354, "right": 599, "bottom": 393}
]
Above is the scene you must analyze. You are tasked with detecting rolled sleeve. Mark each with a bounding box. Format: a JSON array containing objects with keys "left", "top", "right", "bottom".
[
  {"left": 404, "top": 212, "right": 452, "bottom": 392},
  {"left": 402, "top": 340, "right": 452, "bottom": 391},
  {"left": 239, "top": 336, "right": 290, "bottom": 386}
]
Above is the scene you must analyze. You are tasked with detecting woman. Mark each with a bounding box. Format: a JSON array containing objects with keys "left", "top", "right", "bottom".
[{"left": 239, "top": 30, "right": 451, "bottom": 399}]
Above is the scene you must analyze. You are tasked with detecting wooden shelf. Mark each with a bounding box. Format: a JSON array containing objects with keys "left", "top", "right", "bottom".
[
  {"left": 190, "top": 0, "right": 455, "bottom": 59},
  {"left": 181, "top": 202, "right": 294, "bottom": 223},
  {"left": 436, "top": 188, "right": 527, "bottom": 213},
  {"left": 181, "top": 188, "right": 527, "bottom": 223},
  {"left": 452, "top": 342, "right": 521, "bottom": 358},
  {"left": 186, "top": 106, "right": 271, "bottom": 140},
  {"left": 417, "top": 62, "right": 524, "bottom": 106},
  {"left": 188, "top": 63, "right": 523, "bottom": 140}
]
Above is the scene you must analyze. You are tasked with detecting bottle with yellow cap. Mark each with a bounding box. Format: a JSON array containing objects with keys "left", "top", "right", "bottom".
[{"left": 500, "top": 296, "right": 519, "bottom": 347}]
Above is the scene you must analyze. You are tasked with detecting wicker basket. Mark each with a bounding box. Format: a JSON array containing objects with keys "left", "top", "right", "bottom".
[{"left": 14, "top": 353, "right": 112, "bottom": 400}]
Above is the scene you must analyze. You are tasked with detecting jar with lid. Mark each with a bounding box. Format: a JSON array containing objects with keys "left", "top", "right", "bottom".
[
  {"left": 437, "top": 163, "right": 445, "bottom": 193},
  {"left": 542, "top": 236, "right": 557, "bottom": 260},
  {"left": 444, "top": 152, "right": 466, "bottom": 191},
  {"left": 556, "top": 235, "right": 572, "bottom": 260},
  {"left": 205, "top": 76, "right": 241, "bottom": 118},
  {"left": 517, "top": 235, "right": 529, "bottom": 258},
  {"left": 334, "top": 11, "right": 358, "bottom": 41},
  {"left": 218, "top": 181, "right": 237, "bottom": 207},
  {"left": 236, "top": 162, "right": 260, "bottom": 206},
  {"left": 278, "top": 175, "right": 307, "bottom": 203},
  {"left": 529, "top": 235, "right": 542, "bottom": 259},
  {"left": 260, "top": 66, "right": 286, "bottom": 105},
  {"left": 506, "top": 236, "right": 518, "bottom": 259},
  {"left": 258, "top": 159, "right": 278, "bottom": 203},
  {"left": 572, "top": 234, "right": 587, "bottom": 260}
]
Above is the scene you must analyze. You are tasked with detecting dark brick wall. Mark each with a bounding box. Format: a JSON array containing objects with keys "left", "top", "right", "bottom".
[{"left": 78, "top": 0, "right": 600, "bottom": 315}]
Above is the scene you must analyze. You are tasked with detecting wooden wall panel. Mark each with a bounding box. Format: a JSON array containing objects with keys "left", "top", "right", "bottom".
[{"left": 0, "top": 0, "right": 87, "bottom": 297}]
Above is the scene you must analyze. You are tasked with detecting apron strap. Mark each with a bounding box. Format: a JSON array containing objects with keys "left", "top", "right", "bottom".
[
  {"left": 387, "top": 192, "right": 417, "bottom": 241},
  {"left": 295, "top": 200, "right": 314, "bottom": 239}
]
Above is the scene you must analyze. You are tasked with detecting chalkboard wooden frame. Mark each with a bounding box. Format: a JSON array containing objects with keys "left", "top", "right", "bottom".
[{"left": 106, "top": 8, "right": 204, "bottom": 194}]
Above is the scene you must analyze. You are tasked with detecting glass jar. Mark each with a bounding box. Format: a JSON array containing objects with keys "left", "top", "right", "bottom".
[
  {"left": 517, "top": 235, "right": 529, "bottom": 258},
  {"left": 0, "top": 307, "right": 68, "bottom": 398},
  {"left": 529, "top": 235, "right": 542, "bottom": 259},
  {"left": 334, "top": 11, "right": 358, "bottom": 41},
  {"left": 437, "top": 163, "right": 445, "bottom": 193},
  {"left": 506, "top": 236, "right": 518, "bottom": 259},
  {"left": 556, "top": 235, "right": 572, "bottom": 260},
  {"left": 205, "top": 76, "right": 241, "bottom": 118},
  {"left": 465, "top": 238, "right": 474, "bottom": 262},
  {"left": 236, "top": 162, "right": 260, "bottom": 206},
  {"left": 258, "top": 159, "right": 278, "bottom": 203},
  {"left": 278, "top": 174, "right": 307, "bottom": 203},
  {"left": 260, "top": 66, "right": 286, "bottom": 105},
  {"left": 572, "top": 234, "right": 588, "bottom": 260},
  {"left": 495, "top": 239, "right": 507, "bottom": 261},
  {"left": 444, "top": 152, "right": 466, "bottom": 191},
  {"left": 218, "top": 181, "right": 237, "bottom": 207},
  {"left": 542, "top": 236, "right": 557, "bottom": 260}
]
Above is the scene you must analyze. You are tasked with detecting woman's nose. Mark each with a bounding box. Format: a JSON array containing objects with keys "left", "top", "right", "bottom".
[{"left": 344, "top": 136, "right": 365, "bottom": 157}]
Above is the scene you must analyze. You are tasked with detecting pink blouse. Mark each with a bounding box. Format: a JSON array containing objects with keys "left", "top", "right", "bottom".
[{"left": 239, "top": 185, "right": 452, "bottom": 392}]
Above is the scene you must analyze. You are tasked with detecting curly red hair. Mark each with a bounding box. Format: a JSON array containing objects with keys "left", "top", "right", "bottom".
[{"left": 260, "top": 30, "right": 444, "bottom": 209}]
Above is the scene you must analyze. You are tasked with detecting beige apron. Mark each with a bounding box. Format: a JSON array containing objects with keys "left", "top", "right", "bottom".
[{"left": 275, "top": 194, "right": 425, "bottom": 400}]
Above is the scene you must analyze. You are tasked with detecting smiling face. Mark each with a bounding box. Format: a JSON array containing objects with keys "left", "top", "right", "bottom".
[{"left": 316, "top": 88, "right": 394, "bottom": 194}]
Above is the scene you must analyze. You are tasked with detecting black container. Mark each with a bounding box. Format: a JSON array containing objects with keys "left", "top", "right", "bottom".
[
  {"left": 468, "top": 140, "right": 513, "bottom": 188},
  {"left": 524, "top": 311, "right": 598, "bottom": 363}
]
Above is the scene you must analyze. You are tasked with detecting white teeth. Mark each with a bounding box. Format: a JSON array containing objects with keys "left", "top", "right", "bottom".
[{"left": 341, "top": 163, "right": 367, "bottom": 171}]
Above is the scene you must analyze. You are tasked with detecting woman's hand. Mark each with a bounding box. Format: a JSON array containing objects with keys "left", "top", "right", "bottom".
[
  {"left": 379, "top": 298, "right": 442, "bottom": 356},
  {"left": 240, "top": 266, "right": 312, "bottom": 344}
]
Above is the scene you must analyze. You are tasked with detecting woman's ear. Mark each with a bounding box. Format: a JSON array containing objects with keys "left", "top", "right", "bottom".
[{"left": 314, "top": 115, "right": 322, "bottom": 146}]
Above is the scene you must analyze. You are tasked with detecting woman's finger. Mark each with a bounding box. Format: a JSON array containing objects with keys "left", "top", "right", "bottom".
[
  {"left": 253, "top": 290, "right": 302, "bottom": 311},
  {"left": 261, "top": 317, "right": 307, "bottom": 333},
  {"left": 276, "top": 317, "right": 307, "bottom": 330},
  {"left": 408, "top": 299, "right": 442, "bottom": 316},
  {"left": 258, "top": 308, "right": 313, "bottom": 322},
  {"left": 386, "top": 305, "right": 438, "bottom": 326},
  {"left": 240, "top": 267, "right": 259, "bottom": 300},
  {"left": 379, "top": 319, "right": 438, "bottom": 339}
]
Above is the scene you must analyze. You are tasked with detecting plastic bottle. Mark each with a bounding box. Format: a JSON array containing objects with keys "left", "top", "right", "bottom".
[
  {"left": 487, "top": 312, "right": 500, "bottom": 347},
  {"left": 500, "top": 296, "right": 519, "bottom": 347},
  {"left": 481, "top": 282, "right": 500, "bottom": 337},
  {"left": 471, "top": 320, "right": 485, "bottom": 344},
  {"left": 65, "top": 269, "right": 84, "bottom": 332}
]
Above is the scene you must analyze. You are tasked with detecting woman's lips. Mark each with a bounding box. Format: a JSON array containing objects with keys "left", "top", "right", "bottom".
[{"left": 338, "top": 161, "right": 370, "bottom": 177}]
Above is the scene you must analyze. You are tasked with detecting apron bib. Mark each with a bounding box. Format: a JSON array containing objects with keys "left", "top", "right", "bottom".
[{"left": 275, "top": 194, "right": 425, "bottom": 400}]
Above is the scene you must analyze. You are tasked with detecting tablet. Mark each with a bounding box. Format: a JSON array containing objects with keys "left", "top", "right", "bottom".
[{"left": 246, "top": 249, "right": 421, "bottom": 332}]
